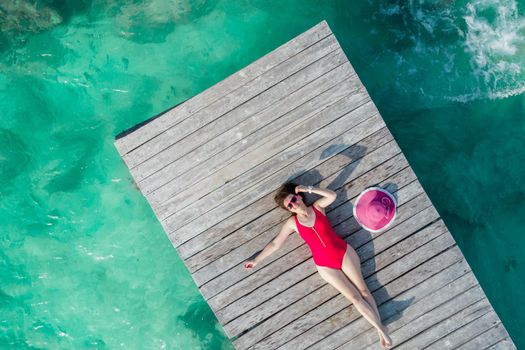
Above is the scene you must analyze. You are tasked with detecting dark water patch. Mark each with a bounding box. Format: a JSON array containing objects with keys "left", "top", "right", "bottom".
[
  {"left": 82, "top": 336, "right": 107, "bottom": 349},
  {"left": 3, "top": 76, "right": 59, "bottom": 133},
  {"left": 477, "top": 6, "right": 498, "bottom": 24},
  {"left": 0, "top": 2, "right": 62, "bottom": 51},
  {"left": 177, "top": 299, "right": 233, "bottom": 349},
  {"left": 43, "top": 133, "right": 100, "bottom": 193},
  {"left": 0, "top": 129, "right": 31, "bottom": 192},
  {"left": 503, "top": 257, "right": 518, "bottom": 273},
  {"left": 41, "top": 0, "right": 93, "bottom": 23},
  {"left": 0, "top": 0, "right": 95, "bottom": 54},
  {"left": 0, "top": 288, "right": 16, "bottom": 309},
  {"left": 0, "top": 337, "right": 40, "bottom": 350},
  {"left": 111, "top": 0, "right": 220, "bottom": 44},
  {"left": 0, "top": 258, "right": 34, "bottom": 349}
]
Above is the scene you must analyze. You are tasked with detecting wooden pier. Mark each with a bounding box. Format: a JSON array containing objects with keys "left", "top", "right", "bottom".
[{"left": 114, "top": 21, "right": 515, "bottom": 349}]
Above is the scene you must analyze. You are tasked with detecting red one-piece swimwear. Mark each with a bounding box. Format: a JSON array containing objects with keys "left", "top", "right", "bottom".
[{"left": 294, "top": 206, "right": 348, "bottom": 269}]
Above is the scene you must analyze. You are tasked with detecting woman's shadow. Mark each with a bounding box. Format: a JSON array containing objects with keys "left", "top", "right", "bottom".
[{"left": 290, "top": 143, "right": 414, "bottom": 327}]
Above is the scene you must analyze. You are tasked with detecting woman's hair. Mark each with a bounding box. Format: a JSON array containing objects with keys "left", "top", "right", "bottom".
[{"left": 274, "top": 182, "right": 304, "bottom": 211}]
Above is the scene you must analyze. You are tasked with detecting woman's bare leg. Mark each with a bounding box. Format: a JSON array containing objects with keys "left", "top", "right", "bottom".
[
  {"left": 316, "top": 265, "right": 391, "bottom": 348},
  {"left": 341, "top": 246, "right": 380, "bottom": 315},
  {"left": 340, "top": 245, "right": 392, "bottom": 348}
]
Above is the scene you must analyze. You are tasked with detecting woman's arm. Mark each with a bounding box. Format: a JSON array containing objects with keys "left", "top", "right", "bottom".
[
  {"left": 296, "top": 185, "right": 337, "bottom": 209},
  {"left": 244, "top": 218, "right": 295, "bottom": 269}
]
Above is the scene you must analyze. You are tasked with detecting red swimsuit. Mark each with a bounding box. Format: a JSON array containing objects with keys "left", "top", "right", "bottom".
[{"left": 294, "top": 206, "right": 348, "bottom": 269}]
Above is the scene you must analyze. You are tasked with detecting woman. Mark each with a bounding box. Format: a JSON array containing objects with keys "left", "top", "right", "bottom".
[{"left": 244, "top": 182, "right": 393, "bottom": 349}]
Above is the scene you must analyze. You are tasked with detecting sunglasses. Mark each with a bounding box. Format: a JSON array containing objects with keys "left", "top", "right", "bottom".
[{"left": 287, "top": 195, "right": 299, "bottom": 210}]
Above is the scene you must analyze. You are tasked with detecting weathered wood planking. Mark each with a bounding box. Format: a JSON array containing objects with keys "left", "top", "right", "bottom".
[
  {"left": 136, "top": 43, "right": 349, "bottom": 187},
  {"left": 264, "top": 255, "right": 474, "bottom": 350},
  {"left": 115, "top": 21, "right": 516, "bottom": 350},
  {"left": 202, "top": 167, "right": 420, "bottom": 313},
  {"left": 182, "top": 126, "right": 397, "bottom": 261}
]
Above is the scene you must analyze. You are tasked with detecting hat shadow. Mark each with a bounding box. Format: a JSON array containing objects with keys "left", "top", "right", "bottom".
[{"left": 286, "top": 145, "right": 413, "bottom": 326}]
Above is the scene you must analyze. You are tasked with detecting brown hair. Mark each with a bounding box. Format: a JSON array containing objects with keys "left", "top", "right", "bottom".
[{"left": 274, "top": 182, "right": 304, "bottom": 211}]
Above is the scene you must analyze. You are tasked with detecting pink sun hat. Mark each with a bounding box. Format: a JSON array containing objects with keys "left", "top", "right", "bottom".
[{"left": 353, "top": 187, "right": 397, "bottom": 232}]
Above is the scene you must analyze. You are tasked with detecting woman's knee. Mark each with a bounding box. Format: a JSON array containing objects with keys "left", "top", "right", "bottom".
[
  {"left": 343, "top": 287, "right": 363, "bottom": 303},
  {"left": 317, "top": 269, "right": 361, "bottom": 300},
  {"left": 358, "top": 287, "right": 372, "bottom": 299}
]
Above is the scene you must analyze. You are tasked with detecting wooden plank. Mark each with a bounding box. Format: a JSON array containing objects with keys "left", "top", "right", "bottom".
[
  {"left": 359, "top": 205, "right": 439, "bottom": 269},
  {"left": 174, "top": 123, "right": 390, "bottom": 259},
  {"left": 166, "top": 108, "right": 384, "bottom": 247},
  {"left": 143, "top": 62, "right": 359, "bottom": 200},
  {"left": 456, "top": 324, "right": 512, "bottom": 350},
  {"left": 200, "top": 165, "right": 417, "bottom": 301},
  {"left": 224, "top": 218, "right": 446, "bottom": 340},
  {"left": 338, "top": 277, "right": 486, "bottom": 350},
  {"left": 204, "top": 179, "right": 424, "bottom": 328},
  {"left": 425, "top": 311, "right": 501, "bottom": 350},
  {"left": 234, "top": 235, "right": 453, "bottom": 348},
  {"left": 206, "top": 176, "right": 425, "bottom": 317},
  {"left": 182, "top": 127, "right": 394, "bottom": 269},
  {"left": 300, "top": 227, "right": 449, "bottom": 350},
  {"left": 392, "top": 298, "right": 488, "bottom": 349},
  {"left": 216, "top": 207, "right": 441, "bottom": 327},
  {"left": 225, "top": 265, "right": 326, "bottom": 339},
  {"left": 196, "top": 162, "right": 416, "bottom": 291},
  {"left": 223, "top": 224, "right": 454, "bottom": 339},
  {"left": 123, "top": 34, "right": 342, "bottom": 168},
  {"left": 158, "top": 78, "right": 371, "bottom": 217},
  {"left": 186, "top": 136, "right": 401, "bottom": 274},
  {"left": 114, "top": 21, "right": 332, "bottom": 156},
  {"left": 159, "top": 84, "right": 373, "bottom": 221},
  {"left": 252, "top": 252, "right": 468, "bottom": 350},
  {"left": 485, "top": 338, "right": 517, "bottom": 350},
  {"left": 215, "top": 195, "right": 436, "bottom": 323},
  {"left": 181, "top": 128, "right": 398, "bottom": 262},
  {"left": 198, "top": 175, "right": 414, "bottom": 296},
  {"left": 134, "top": 49, "right": 351, "bottom": 186}
]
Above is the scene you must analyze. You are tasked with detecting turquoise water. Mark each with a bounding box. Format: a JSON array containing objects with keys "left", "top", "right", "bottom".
[{"left": 1, "top": 0, "right": 524, "bottom": 348}]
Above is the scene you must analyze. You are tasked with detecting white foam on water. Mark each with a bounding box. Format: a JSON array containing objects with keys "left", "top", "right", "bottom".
[
  {"left": 94, "top": 254, "right": 114, "bottom": 261},
  {"left": 383, "top": 0, "right": 525, "bottom": 104},
  {"left": 379, "top": 3, "right": 401, "bottom": 16},
  {"left": 447, "top": 83, "right": 525, "bottom": 102},
  {"left": 463, "top": 0, "right": 525, "bottom": 98}
]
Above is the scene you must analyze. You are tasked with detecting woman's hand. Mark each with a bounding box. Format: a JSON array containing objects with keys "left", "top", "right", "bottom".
[
  {"left": 295, "top": 185, "right": 308, "bottom": 194},
  {"left": 244, "top": 260, "right": 257, "bottom": 270}
]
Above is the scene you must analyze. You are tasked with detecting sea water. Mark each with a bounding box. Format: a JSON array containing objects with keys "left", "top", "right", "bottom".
[{"left": 1, "top": 0, "right": 524, "bottom": 348}]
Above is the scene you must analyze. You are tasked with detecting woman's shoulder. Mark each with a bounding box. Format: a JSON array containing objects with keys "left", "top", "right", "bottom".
[{"left": 312, "top": 203, "right": 326, "bottom": 215}]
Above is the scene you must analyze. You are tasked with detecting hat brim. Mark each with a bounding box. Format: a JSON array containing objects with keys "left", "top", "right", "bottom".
[{"left": 353, "top": 187, "right": 397, "bottom": 233}]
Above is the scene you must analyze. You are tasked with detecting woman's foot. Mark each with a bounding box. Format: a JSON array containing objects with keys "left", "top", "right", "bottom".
[{"left": 378, "top": 326, "right": 392, "bottom": 349}]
